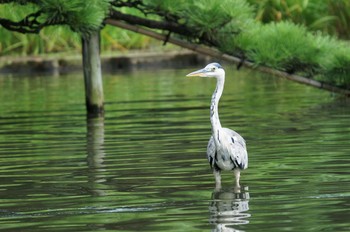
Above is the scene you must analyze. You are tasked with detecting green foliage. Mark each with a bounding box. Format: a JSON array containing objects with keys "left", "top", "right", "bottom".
[
  {"left": 141, "top": 0, "right": 350, "bottom": 87},
  {"left": 185, "top": 0, "right": 255, "bottom": 52},
  {"left": 0, "top": 24, "right": 153, "bottom": 56},
  {"left": 0, "top": 3, "right": 80, "bottom": 54},
  {"left": 247, "top": 0, "right": 350, "bottom": 39},
  {"left": 135, "top": 0, "right": 350, "bottom": 87},
  {"left": 0, "top": 0, "right": 110, "bottom": 35},
  {"left": 0, "top": 0, "right": 152, "bottom": 55},
  {"left": 1, "top": 0, "right": 350, "bottom": 88},
  {"left": 236, "top": 21, "right": 319, "bottom": 71},
  {"left": 132, "top": 0, "right": 255, "bottom": 52},
  {"left": 235, "top": 21, "right": 350, "bottom": 87},
  {"left": 39, "top": 0, "right": 110, "bottom": 35},
  {"left": 319, "top": 40, "right": 350, "bottom": 87}
]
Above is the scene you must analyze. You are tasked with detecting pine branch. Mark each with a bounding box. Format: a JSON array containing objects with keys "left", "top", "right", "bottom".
[
  {"left": 111, "top": 0, "right": 143, "bottom": 8},
  {"left": 0, "top": 7, "right": 67, "bottom": 34},
  {"left": 109, "top": 9, "right": 219, "bottom": 47},
  {"left": 109, "top": 10, "right": 190, "bottom": 36},
  {"left": 0, "top": 10, "right": 44, "bottom": 33},
  {"left": 106, "top": 19, "right": 350, "bottom": 97},
  {"left": 0, "top": 0, "right": 39, "bottom": 5},
  {"left": 1, "top": 1, "right": 108, "bottom": 35}
]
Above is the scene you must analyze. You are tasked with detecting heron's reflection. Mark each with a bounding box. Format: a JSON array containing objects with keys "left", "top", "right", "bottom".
[
  {"left": 86, "top": 116, "right": 106, "bottom": 196},
  {"left": 209, "top": 186, "right": 250, "bottom": 232}
]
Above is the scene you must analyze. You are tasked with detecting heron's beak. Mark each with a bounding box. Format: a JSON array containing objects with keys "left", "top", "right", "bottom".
[{"left": 186, "top": 68, "right": 209, "bottom": 77}]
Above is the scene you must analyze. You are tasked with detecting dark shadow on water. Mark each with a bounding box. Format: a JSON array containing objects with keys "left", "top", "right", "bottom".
[{"left": 209, "top": 186, "right": 250, "bottom": 232}]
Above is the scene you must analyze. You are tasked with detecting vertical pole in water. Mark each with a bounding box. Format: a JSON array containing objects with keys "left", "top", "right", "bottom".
[{"left": 82, "top": 31, "right": 104, "bottom": 116}]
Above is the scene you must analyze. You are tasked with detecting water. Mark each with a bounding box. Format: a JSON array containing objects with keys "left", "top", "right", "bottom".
[{"left": 0, "top": 67, "right": 349, "bottom": 231}]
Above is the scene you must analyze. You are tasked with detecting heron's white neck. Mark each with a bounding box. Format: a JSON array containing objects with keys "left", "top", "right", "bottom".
[{"left": 210, "top": 75, "right": 224, "bottom": 140}]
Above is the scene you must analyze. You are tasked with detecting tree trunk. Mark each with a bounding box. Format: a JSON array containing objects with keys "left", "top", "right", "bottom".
[{"left": 82, "top": 31, "right": 104, "bottom": 116}]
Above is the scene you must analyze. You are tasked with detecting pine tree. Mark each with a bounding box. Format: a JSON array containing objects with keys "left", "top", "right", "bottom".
[
  {"left": 0, "top": 0, "right": 110, "bottom": 35},
  {"left": 1, "top": 0, "right": 350, "bottom": 93}
]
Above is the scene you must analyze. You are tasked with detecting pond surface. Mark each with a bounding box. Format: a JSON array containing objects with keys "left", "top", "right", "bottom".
[{"left": 0, "top": 66, "right": 349, "bottom": 231}]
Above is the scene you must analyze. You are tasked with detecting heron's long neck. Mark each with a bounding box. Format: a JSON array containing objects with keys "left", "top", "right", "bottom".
[{"left": 210, "top": 76, "right": 224, "bottom": 137}]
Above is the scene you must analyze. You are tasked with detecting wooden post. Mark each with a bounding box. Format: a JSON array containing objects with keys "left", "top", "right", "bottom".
[
  {"left": 86, "top": 115, "right": 106, "bottom": 196},
  {"left": 82, "top": 31, "right": 104, "bottom": 116}
]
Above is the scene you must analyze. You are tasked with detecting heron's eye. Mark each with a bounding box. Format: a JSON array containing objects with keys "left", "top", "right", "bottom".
[{"left": 211, "top": 67, "right": 216, "bottom": 72}]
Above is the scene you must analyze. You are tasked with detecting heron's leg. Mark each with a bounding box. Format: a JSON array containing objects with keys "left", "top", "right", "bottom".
[
  {"left": 213, "top": 170, "right": 221, "bottom": 190},
  {"left": 233, "top": 169, "right": 241, "bottom": 188}
]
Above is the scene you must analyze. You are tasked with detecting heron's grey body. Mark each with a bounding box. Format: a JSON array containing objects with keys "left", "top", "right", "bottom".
[{"left": 187, "top": 63, "right": 248, "bottom": 188}]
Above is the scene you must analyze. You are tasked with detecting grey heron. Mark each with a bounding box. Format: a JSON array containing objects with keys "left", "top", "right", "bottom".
[{"left": 186, "top": 63, "right": 248, "bottom": 189}]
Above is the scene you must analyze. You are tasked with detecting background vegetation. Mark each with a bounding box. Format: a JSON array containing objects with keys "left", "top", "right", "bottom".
[
  {"left": 1, "top": 0, "right": 350, "bottom": 88},
  {"left": 247, "top": 0, "right": 350, "bottom": 39},
  {"left": 0, "top": 3, "right": 153, "bottom": 56},
  {"left": 1, "top": 0, "right": 350, "bottom": 56}
]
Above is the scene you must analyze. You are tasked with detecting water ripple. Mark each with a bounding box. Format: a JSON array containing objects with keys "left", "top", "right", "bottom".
[{"left": 0, "top": 70, "right": 349, "bottom": 231}]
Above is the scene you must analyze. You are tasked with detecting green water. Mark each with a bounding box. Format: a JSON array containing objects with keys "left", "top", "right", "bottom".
[{"left": 0, "top": 67, "right": 349, "bottom": 231}]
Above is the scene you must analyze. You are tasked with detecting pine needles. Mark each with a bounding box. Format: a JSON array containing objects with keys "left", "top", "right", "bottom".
[
  {"left": 235, "top": 21, "right": 350, "bottom": 87},
  {"left": 135, "top": 0, "right": 350, "bottom": 87},
  {"left": 1, "top": 0, "right": 350, "bottom": 88}
]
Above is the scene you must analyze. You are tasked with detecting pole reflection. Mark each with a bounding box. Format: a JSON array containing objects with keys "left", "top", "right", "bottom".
[
  {"left": 209, "top": 186, "right": 250, "bottom": 232},
  {"left": 86, "top": 116, "right": 106, "bottom": 196}
]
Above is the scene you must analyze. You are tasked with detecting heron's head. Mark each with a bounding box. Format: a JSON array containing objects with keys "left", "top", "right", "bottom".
[{"left": 186, "top": 63, "right": 225, "bottom": 78}]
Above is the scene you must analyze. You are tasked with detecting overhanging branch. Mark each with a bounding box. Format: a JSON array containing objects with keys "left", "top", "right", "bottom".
[
  {"left": 0, "top": 10, "right": 43, "bottom": 33},
  {"left": 106, "top": 19, "right": 350, "bottom": 97},
  {"left": 109, "top": 9, "right": 218, "bottom": 47},
  {"left": 0, "top": 9, "right": 67, "bottom": 34},
  {"left": 111, "top": 0, "right": 143, "bottom": 8},
  {"left": 109, "top": 10, "right": 194, "bottom": 37}
]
